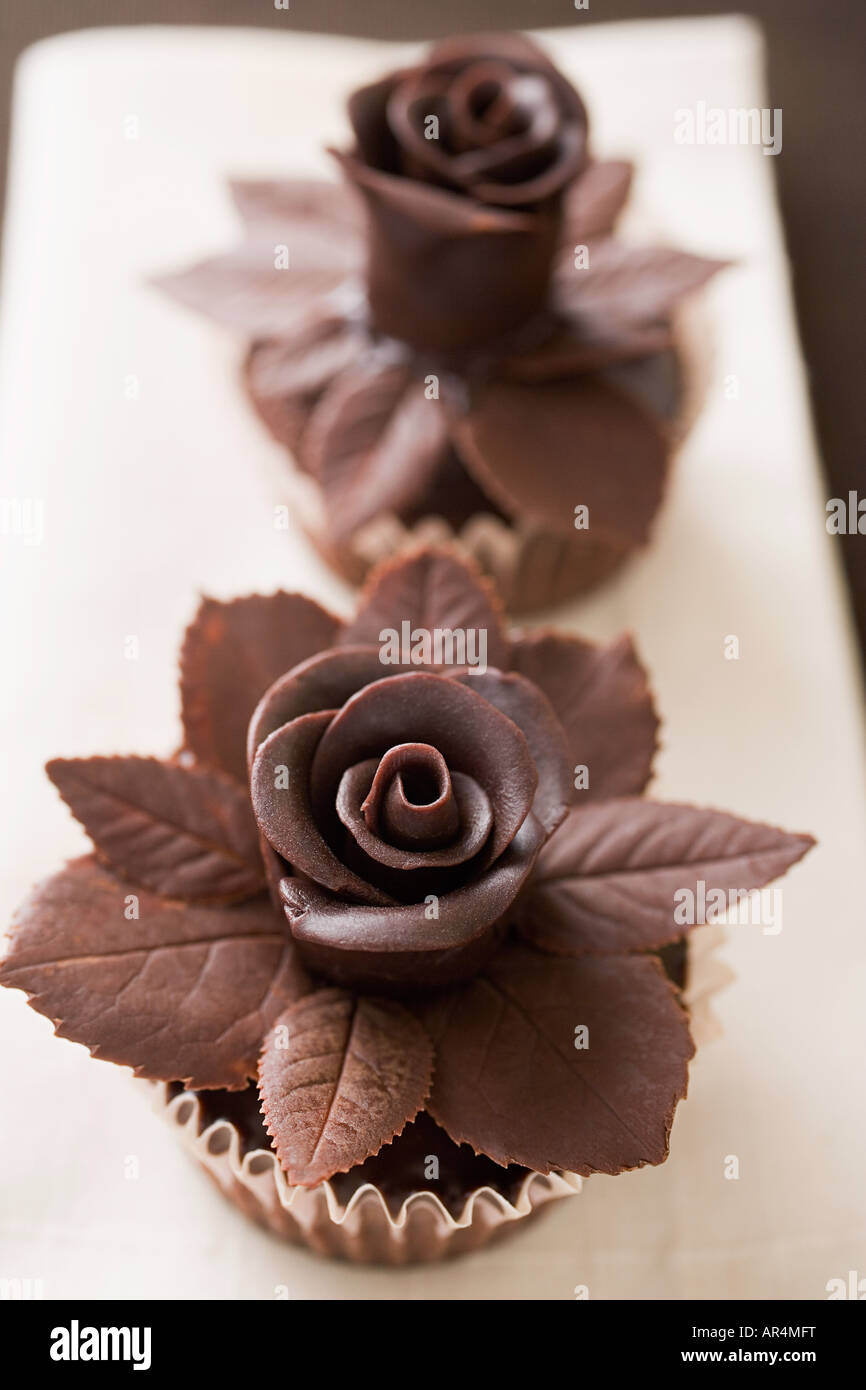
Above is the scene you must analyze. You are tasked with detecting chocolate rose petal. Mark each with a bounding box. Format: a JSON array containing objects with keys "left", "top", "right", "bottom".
[
  {"left": 258, "top": 989, "right": 433, "bottom": 1185},
  {"left": 401, "top": 33, "right": 589, "bottom": 204},
  {"left": 301, "top": 357, "right": 453, "bottom": 542},
  {"left": 450, "top": 372, "right": 668, "bottom": 541},
  {"left": 347, "top": 72, "right": 405, "bottom": 171},
  {"left": 310, "top": 672, "right": 536, "bottom": 868},
  {"left": 388, "top": 61, "right": 564, "bottom": 195},
  {"left": 364, "top": 744, "right": 458, "bottom": 846},
  {"left": 563, "top": 159, "right": 634, "bottom": 240},
  {"left": 556, "top": 239, "right": 729, "bottom": 327},
  {"left": 420, "top": 942, "right": 693, "bottom": 1173},
  {"left": 336, "top": 754, "right": 493, "bottom": 869},
  {"left": 251, "top": 710, "right": 394, "bottom": 907},
  {"left": 280, "top": 814, "right": 545, "bottom": 989},
  {"left": 333, "top": 151, "right": 560, "bottom": 354},
  {"left": 247, "top": 645, "right": 407, "bottom": 768},
  {"left": 510, "top": 631, "right": 659, "bottom": 799},
  {"left": 453, "top": 670, "right": 572, "bottom": 835},
  {"left": 46, "top": 756, "right": 264, "bottom": 902},
  {"left": 340, "top": 545, "right": 510, "bottom": 669},
  {"left": 180, "top": 591, "right": 340, "bottom": 784},
  {"left": 519, "top": 799, "right": 815, "bottom": 955},
  {"left": 0, "top": 856, "right": 309, "bottom": 1090}
]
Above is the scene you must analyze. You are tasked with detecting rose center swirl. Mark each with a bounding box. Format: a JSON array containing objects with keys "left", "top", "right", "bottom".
[{"left": 335, "top": 741, "right": 494, "bottom": 870}]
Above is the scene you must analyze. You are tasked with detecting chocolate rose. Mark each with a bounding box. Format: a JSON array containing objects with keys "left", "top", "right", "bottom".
[
  {"left": 158, "top": 35, "right": 728, "bottom": 610},
  {"left": 0, "top": 548, "right": 813, "bottom": 1185},
  {"left": 248, "top": 652, "right": 572, "bottom": 989},
  {"left": 337, "top": 33, "right": 589, "bottom": 352}
]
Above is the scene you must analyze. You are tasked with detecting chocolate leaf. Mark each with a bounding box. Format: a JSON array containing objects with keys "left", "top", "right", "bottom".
[
  {"left": 180, "top": 591, "right": 341, "bottom": 784},
  {"left": 510, "top": 632, "right": 658, "bottom": 799},
  {"left": 563, "top": 159, "right": 634, "bottom": 240},
  {"left": 501, "top": 315, "right": 673, "bottom": 383},
  {"left": 154, "top": 254, "right": 348, "bottom": 339},
  {"left": 46, "top": 756, "right": 264, "bottom": 902},
  {"left": 302, "top": 358, "right": 452, "bottom": 542},
  {"left": 520, "top": 799, "right": 815, "bottom": 955},
  {"left": 557, "top": 239, "right": 728, "bottom": 327},
  {"left": 154, "top": 180, "right": 363, "bottom": 337},
  {"left": 450, "top": 372, "right": 668, "bottom": 540},
  {"left": 228, "top": 178, "right": 364, "bottom": 238},
  {"left": 0, "top": 857, "right": 309, "bottom": 1089},
  {"left": 258, "top": 988, "right": 433, "bottom": 1184},
  {"left": 340, "top": 545, "right": 510, "bottom": 669},
  {"left": 420, "top": 942, "right": 693, "bottom": 1174},
  {"left": 244, "top": 319, "right": 366, "bottom": 456}
]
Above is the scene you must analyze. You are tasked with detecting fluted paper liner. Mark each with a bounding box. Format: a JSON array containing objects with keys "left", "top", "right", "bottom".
[{"left": 153, "top": 926, "right": 730, "bottom": 1263}]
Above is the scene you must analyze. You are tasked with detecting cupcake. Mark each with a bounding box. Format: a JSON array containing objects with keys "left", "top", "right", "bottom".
[
  {"left": 157, "top": 33, "right": 727, "bottom": 613},
  {"left": 0, "top": 547, "right": 812, "bottom": 1263}
]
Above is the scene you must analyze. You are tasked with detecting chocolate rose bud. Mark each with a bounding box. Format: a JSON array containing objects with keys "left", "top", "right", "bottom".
[
  {"left": 337, "top": 33, "right": 588, "bottom": 354},
  {"left": 248, "top": 648, "right": 573, "bottom": 989}
]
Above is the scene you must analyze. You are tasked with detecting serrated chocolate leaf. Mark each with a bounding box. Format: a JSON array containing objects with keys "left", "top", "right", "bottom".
[
  {"left": 451, "top": 372, "right": 667, "bottom": 540},
  {"left": 46, "top": 756, "right": 264, "bottom": 902},
  {"left": 259, "top": 988, "right": 433, "bottom": 1184},
  {"left": 557, "top": 239, "right": 728, "bottom": 327},
  {"left": 302, "top": 358, "right": 452, "bottom": 541},
  {"left": 510, "top": 632, "right": 658, "bottom": 799},
  {"left": 0, "top": 857, "right": 309, "bottom": 1089},
  {"left": 180, "top": 591, "right": 340, "bottom": 784},
  {"left": 339, "top": 545, "right": 510, "bottom": 669},
  {"left": 420, "top": 943, "right": 693, "bottom": 1174},
  {"left": 521, "top": 799, "right": 815, "bottom": 955},
  {"left": 563, "top": 159, "right": 634, "bottom": 240}
]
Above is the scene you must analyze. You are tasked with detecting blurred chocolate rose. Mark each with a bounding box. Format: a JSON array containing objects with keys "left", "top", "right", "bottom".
[{"left": 335, "top": 34, "right": 589, "bottom": 353}]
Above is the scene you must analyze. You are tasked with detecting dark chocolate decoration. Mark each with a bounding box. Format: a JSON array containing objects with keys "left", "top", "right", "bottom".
[
  {"left": 157, "top": 35, "right": 727, "bottom": 612},
  {"left": 338, "top": 33, "right": 588, "bottom": 353},
  {"left": 180, "top": 591, "right": 340, "bottom": 785},
  {"left": 0, "top": 856, "right": 309, "bottom": 1089},
  {"left": 339, "top": 546, "right": 510, "bottom": 670},
  {"left": 47, "top": 755, "right": 264, "bottom": 902},
  {"left": 174, "top": 1084, "right": 531, "bottom": 1218},
  {"left": 279, "top": 814, "right": 544, "bottom": 991},
  {"left": 419, "top": 943, "right": 694, "bottom": 1174},
  {"left": 519, "top": 799, "right": 815, "bottom": 955},
  {"left": 303, "top": 355, "right": 452, "bottom": 542},
  {"left": 1, "top": 545, "right": 815, "bottom": 1202},
  {"left": 259, "top": 989, "right": 433, "bottom": 1185},
  {"left": 449, "top": 371, "right": 668, "bottom": 541},
  {"left": 509, "top": 630, "right": 659, "bottom": 799}
]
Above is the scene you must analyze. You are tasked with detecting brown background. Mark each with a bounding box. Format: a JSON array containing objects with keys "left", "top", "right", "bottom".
[{"left": 1, "top": 1, "right": 864, "bottom": 664}]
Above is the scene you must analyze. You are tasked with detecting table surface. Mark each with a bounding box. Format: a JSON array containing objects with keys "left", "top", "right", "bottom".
[{"left": 0, "top": 18, "right": 864, "bottom": 1300}]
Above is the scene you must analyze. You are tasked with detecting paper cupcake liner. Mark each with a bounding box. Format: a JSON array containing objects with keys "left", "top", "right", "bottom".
[{"left": 153, "top": 927, "right": 729, "bottom": 1264}]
